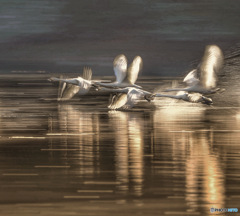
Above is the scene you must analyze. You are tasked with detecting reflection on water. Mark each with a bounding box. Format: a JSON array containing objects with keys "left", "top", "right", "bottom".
[
  {"left": 152, "top": 108, "right": 238, "bottom": 215},
  {"left": 0, "top": 78, "right": 240, "bottom": 215},
  {"left": 109, "top": 111, "right": 144, "bottom": 197},
  {"left": 56, "top": 104, "right": 100, "bottom": 176},
  {"left": 185, "top": 131, "right": 225, "bottom": 212},
  {"left": 109, "top": 111, "right": 129, "bottom": 195}
]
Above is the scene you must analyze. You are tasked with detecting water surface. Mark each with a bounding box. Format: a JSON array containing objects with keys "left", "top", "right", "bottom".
[{"left": 0, "top": 74, "right": 240, "bottom": 215}]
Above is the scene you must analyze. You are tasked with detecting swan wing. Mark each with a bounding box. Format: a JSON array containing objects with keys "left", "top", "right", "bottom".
[
  {"left": 108, "top": 93, "right": 128, "bottom": 110},
  {"left": 126, "top": 56, "right": 142, "bottom": 84},
  {"left": 113, "top": 54, "right": 128, "bottom": 83},
  {"left": 59, "top": 82, "right": 66, "bottom": 99},
  {"left": 57, "top": 75, "right": 66, "bottom": 99},
  {"left": 199, "top": 45, "right": 224, "bottom": 89},
  {"left": 183, "top": 69, "right": 199, "bottom": 87},
  {"left": 60, "top": 84, "right": 80, "bottom": 100}
]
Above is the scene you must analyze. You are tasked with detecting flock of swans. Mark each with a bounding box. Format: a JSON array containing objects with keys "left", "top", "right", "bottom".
[{"left": 49, "top": 44, "right": 224, "bottom": 110}]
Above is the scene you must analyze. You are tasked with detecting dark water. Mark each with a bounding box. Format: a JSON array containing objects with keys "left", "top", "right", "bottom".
[
  {"left": 1, "top": 0, "right": 240, "bottom": 76},
  {"left": 0, "top": 74, "right": 240, "bottom": 215}
]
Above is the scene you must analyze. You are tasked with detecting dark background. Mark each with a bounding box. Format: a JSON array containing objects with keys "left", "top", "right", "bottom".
[{"left": 0, "top": 0, "right": 239, "bottom": 76}]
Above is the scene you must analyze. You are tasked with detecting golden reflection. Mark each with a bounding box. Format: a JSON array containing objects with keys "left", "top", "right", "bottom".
[
  {"left": 152, "top": 107, "right": 205, "bottom": 158},
  {"left": 108, "top": 111, "right": 144, "bottom": 197},
  {"left": 128, "top": 115, "right": 144, "bottom": 197},
  {"left": 0, "top": 107, "right": 1, "bottom": 136},
  {"left": 109, "top": 111, "right": 129, "bottom": 194},
  {"left": 185, "top": 132, "right": 225, "bottom": 212},
  {"left": 52, "top": 104, "right": 100, "bottom": 175},
  {"left": 153, "top": 108, "right": 225, "bottom": 213},
  {"left": 235, "top": 110, "right": 240, "bottom": 129}
]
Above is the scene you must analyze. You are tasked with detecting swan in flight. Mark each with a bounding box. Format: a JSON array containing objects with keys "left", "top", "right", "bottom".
[
  {"left": 153, "top": 71, "right": 213, "bottom": 105},
  {"left": 49, "top": 67, "right": 92, "bottom": 101},
  {"left": 154, "top": 91, "right": 213, "bottom": 105},
  {"left": 94, "top": 54, "right": 143, "bottom": 89},
  {"left": 99, "top": 87, "right": 153, "bottom": 110},
  {"left": 164, "top": 45, "right": 224, "bottom": 94}
]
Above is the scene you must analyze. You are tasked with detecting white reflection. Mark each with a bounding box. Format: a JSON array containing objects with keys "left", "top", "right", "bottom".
[{"left": 109, "top": 111, "right": 144, "bottom": 196}]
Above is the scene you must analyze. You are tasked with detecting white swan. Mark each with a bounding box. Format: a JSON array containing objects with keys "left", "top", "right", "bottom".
[
  {"left": 49, "top": 67, "right": 92, "bottom": 101},
  {"left": 164, "top": 45, "right": 224, "bottom": 94},
  {"left": 99, "top": 87, "right": 153, "bottom": 110},
  {"left": 94, "top": 54, "right": 143, "bottom": 89},
  {"left": 154, "top": 91, "right": 213, "bottom": 105},
  {"left": 153, "top": 71, "right": 213, "bottom": 105}
]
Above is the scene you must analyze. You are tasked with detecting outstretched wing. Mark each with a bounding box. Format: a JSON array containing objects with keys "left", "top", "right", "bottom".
[
  {"left": 60, "top": 84, "right": 80, "bottom": 101},
  {"left": 183, "top": 69, "right": 199, "bottom": 87},
  {"left": 199, "top": 45, "right": 224, "bottom": 89},
  {"left": 113, "top": 54, "right": 128, "bottom": 83},
  {"left": 59, "top": 82, "right": 66, "bottom": 99},
  {"left": 108, "top": 93, "right": 128, "bottom": 110},
  {"left": 82, "top": 67, "right": 92, "bottom": 81},
  {"left": 126, "top": 56, "right": 142, "bottom": 84},
  {"left": 57, "top": 75, "right": 65, "bottom": 100}
]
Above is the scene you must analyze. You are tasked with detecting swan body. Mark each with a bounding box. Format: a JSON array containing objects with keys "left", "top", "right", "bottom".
[
  {"left": 49, "top": 67, "right": 92, "bottom": 101},
  {"left": 100, "top": 87, "right": 152, "bottom": 110}
]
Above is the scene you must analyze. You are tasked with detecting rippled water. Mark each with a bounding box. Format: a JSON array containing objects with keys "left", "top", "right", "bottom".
[{"left": 0, "top": 73, "right": 240, "bottom": 216}]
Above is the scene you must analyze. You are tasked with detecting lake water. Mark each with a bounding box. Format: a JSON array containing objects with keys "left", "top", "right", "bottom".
[{"left": 0, "top": 73, "right": 240, "bottom": 215}]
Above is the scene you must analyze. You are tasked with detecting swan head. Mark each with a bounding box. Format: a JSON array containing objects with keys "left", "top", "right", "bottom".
[{"left": 144, "top": 94, "right": 155, "bottom": 102}]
